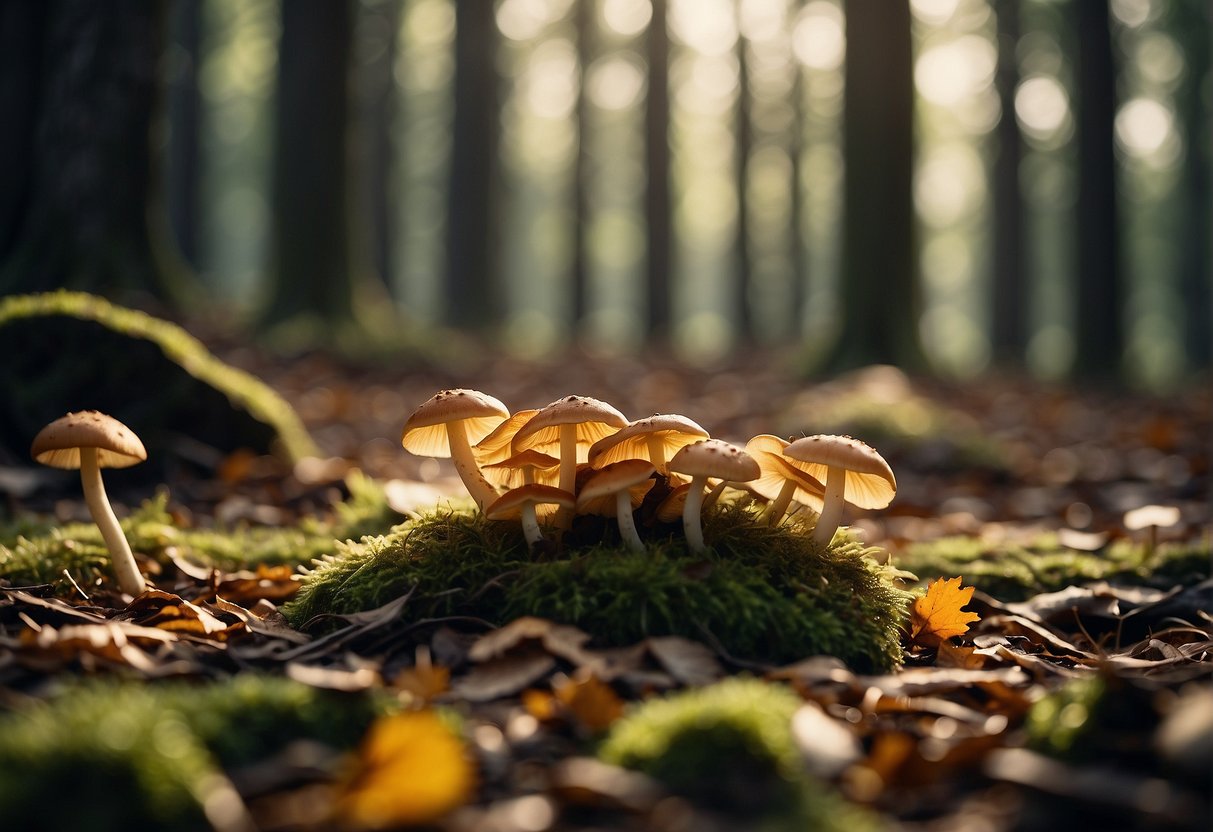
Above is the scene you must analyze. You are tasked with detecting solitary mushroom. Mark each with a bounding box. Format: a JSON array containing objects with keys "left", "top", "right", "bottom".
[
  {"left": 512, "top": 396, "right": 628, "bottom": 528},
  {"left": 401, "top": 389, "right": 509, "bottom": 513},
  {"left": 30, "top": 411, "right": 148, "bottom": 596},
  {"left": 744, "top": 434, "right": 827, "bottom": 525},
  {"left": 667, "top": 439, "right": 760, "bottom": 554},
  {"left": 783, "top": 435, "right": 896, "bottom": 546},
  {"left": 587, "top": 414, "right": 709, "bottom": 476},
  {"left": 486, "top": 484, "right": 577, "bottom": 549},
  {"left": 1124, "top": 504, "right": 1182, "bottom": 563},
  {"left": 576, "top": 459, "right": 656, "bottom": 552}
]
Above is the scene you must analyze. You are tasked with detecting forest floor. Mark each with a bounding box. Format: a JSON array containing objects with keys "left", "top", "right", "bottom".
[{"left": 1, "top": 342, "right": 1209, "bottom": 831}]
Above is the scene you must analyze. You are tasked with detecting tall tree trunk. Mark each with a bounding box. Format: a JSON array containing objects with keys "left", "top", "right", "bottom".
[
  {"left": 261, "top": 0, "right": 356, "bottom": 328},
  {"left": 733, "top": 25, "right": 754, "bottom": 342},
  {"left": 828, "top": 0, "right": 925, "bottom": 371},
  {"left": 0, "top": 0, "right": 187, "bottom": 304},
  {"left": 165, "top": 0, "right": 202, "bottom": 269},
  {"left": 787, "top": 31, "right": 807, "bottom": 339},
  {"left": 645, "top": 0, "right": 673, "bottom": 342},
  {"left": 445, "top": 0, "right": 500, "bottom": 330},
  {"left": 356, "top": 0, "right": 401, "bottom": 296},
  {"left": 1071, "top": 0, "right": 1122, "bottom": 380},
  {"left": 571, "top": 0, "right": 593, "bottom": 328},
  {"left": 990, "top": 0, "right": 1027, "bottom": 368}
]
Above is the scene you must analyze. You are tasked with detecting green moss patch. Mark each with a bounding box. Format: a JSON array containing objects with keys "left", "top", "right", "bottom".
[
  {"left": 0, "top": 290, "right": 316, "bottom": 471},
  {"left": 896, "top": 532, "right": 1211, "bottom": 601},
  {"left": 284, "top": 504, "right": 910, "bottom": 671},
  {"left": 599, "top": 677, "right": 876, "bottom": 830},
  {"left": 0, "top": 674, "right": 389, "bottom": 830}
]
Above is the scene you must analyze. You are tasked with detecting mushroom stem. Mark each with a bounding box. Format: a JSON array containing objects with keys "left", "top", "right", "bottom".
[
  {"left": 79, "top": 447, "right": 145, "bottom": 596},
  {"left": 447, "top": 421, "right": 499, "bottom": 513},
  {"left": 760, "top": 479, "right": 797, "bottom": 526},
  {"left": 615, "top": 490, "right": 645, "bottom": 552},
  {"left": 812, "top": 464, "right": 847, "bottom": 546},
  {"left": 701, "top": 480, "right": 728, "bottom": 510},
  {"left": 646, "top": 434, "right": 668, "bottom": 474},
  {"left": 682, "top": 475, "right": 709, "bottom": 554},
  {"left": 519, "top": 502, "right": 544, "bottom": 547},
  {"left": 556, "top": 425, "right": 579, "bottom": 529}
]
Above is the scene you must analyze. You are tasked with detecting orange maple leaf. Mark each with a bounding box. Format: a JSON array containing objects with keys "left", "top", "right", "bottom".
[{"left": 908, "top": 577, "right": 980, "bottom": 646}]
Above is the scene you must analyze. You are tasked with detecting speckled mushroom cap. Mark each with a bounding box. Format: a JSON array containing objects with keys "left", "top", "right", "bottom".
[
  {"left": 511, "top": 396, "right": 628, "bottom": 463},
  {"left": 668, "top": 439, "right": 760, "bottom": 483},
  {"left": 485, "top": 484, "right": 577, "bottom": 521},
  {"left": 482, "top": 449, "right": 562, "bottom": 489},
  {"left": 576, "top": 459, "right": 656, "bottom": 515},
  {"left": 587, "top": 414, "right": 709, "bottom": 471},
  {"left": 745, "top": 434, "right": 826, "bottom": 511},
  {"left": 783, "top": 434, "right": 896, "bottom": 509},
  {"left": 401, "top": 389, "right": 510, "bottom": 457},
  {"left": 30, "top": 411, "right": 147, "bottom": 470},
  {"left": 473, "top": 409, "right": 540, "bottom": 465}
]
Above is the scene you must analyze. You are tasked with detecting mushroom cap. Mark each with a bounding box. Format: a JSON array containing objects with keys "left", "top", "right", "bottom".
[
  {"left": 744, "top": 434, "right": 827, "bottom": 512},
  {"left": 1124, "top": 504, "right": 1181, "bottom": 531},
  {"left": 783, "top": 434, "right": 896, "bottom": 510},
  {"left": 587, "top": 413, "right": 710, "bottom": 471},
  {"left": 30, "top": 411, "right": 147, "bottom": 470},
  {"left": 576, "top": 459, "right": 656, "bottom": 514},
  {"left": 401, "top": 389, "right": 510, "bottom": 457},
  {"left": 668, "top": 439, "right": 760, "bottom": 483},
  {"left": 485, "top": 484, "right": 577, "bottom": 521},
  {"left": 482, "top": 449, "right": 562, "bottom": 489},
  {"left": 511, "top": 396, "right": 628, "bottom": 462},
  {"left": 473, "top": 409, "right": 540, "bottom": 465}
]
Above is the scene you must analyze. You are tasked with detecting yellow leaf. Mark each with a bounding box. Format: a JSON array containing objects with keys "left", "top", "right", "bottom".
[
  {"left": 554, "top": 673, "right": 625, "bottom": 733},
  {"left": 394, "top": 646, "right": 450, "bottom": 706},
  {"left": 908, "top": 577, "right": 980, "bottom": 646},
  {"left": 335, "top": 711, "right": 475, "bottom": 829}
]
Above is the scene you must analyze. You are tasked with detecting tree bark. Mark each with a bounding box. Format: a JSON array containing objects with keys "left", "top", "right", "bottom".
[
  {"left": 571, "top": 0, "right": 593, "bottom": 328},
  {"left": 164, "top": 0, "right": 202, "bottom": 269},
  {"left": 356, "top": 0, "right": 401, "bottom": 297},
  {"left": 733, "top": 25, "right": 754, "bottom": 342},
  {"left": 787, "top": 29, "right": 807, "bottom": 339},
  {"left": 1071, "top": 0, "right": 1123, "bottom": 381},
  {"left": 261, "top": 0, "right": 357, "bottom": 328},
  {"left": 828, "top": 0, "right": 925, "bottom": 371},
  {"left": 645, "top": 0, "right": 673, "bottom": 342},
  {"left": 445, "top": 0, "right": 501, "bottom": 330}
]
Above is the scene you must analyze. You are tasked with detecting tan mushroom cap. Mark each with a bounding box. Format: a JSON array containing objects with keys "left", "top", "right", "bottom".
[
  {"left": 668, "top": 439, "right": 760, "bottom": 483},
  {"left": 587, "top": 414, "right": 709, "bottom": 470},
  {"left": 1124, "top": 504, "right": 1181, "bottom": 531},
  {"left": 31, "top": 411, "right": 147, "bottom": 470},
  {"left": 482, "top": 449, "right": 561, "bottom": 489},
  {"left": 745, "top": 434, "right": 827, "bottom": 511},
  {"left": 401, "top": 389, "right": 510, "bottom": 457},
  {"left": 783, "top": 434, "right": 896, "bottom": 510},
  {"left": 473, "top": 409, "right": 539, "bottom": 465},
  {"left": 485, "top": 484, "right": 577, "bottom": 521},
  {"left": 576, "top": 459, "right": 655, "bottom": 514},
  {"left": 511, "top": 395, "right": 628, "bottom": 462}
]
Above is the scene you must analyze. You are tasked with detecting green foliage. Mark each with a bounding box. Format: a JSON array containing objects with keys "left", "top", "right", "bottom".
[
  {"left": 897, "top": 532, "right": 1211, "bottom": 601},
  {"left": 0, "top": 290, "right": 317, "bottom": 469},
  {"left": 285, "top": 504, "right": 910, "bottom": 671},
  {"left": 1026, "top": 676, "right": 1108, "bottom": 759},
  {"left": 599, "top": 677, "right": 876, "bottom": 831},
  {"left": 0, "top": 675, "right": 389, "bottom": 831}
]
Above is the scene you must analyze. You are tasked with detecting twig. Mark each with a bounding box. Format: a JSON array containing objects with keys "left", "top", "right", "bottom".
[{"left": 62, "top": 569, "right": 90, "bottom": 601}]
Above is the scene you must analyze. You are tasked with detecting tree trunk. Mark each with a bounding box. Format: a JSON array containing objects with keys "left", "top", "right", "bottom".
[
  {"left": 1071, "top": 0, "right": 1123, "bottom": 381},
  {"left": 787, "top": 32, "right": 807, "bottom": 339},
  {"left": 990, "top": 0, "right": 1027, "bottom": 369},
  {"left": 645, "top": 0, "right": 673, "bottom": 342},
  {"left": 164, "top": 0, "right": 203, "bottom": 269},
  {"left": 733, "top": 25, "right": 754, "bottom": 342},
  {"left": 571, "top": 0, "right": 593, "bottom": 328},
  {"left": 445, "top": 0, "right": 501, "bottom": 330},
  {"left": 828, "top": 0, "right": 925, "bottom": 371},
  {"left": 0, "top": 0, "right": 186, "bottom": 304},
  {"left": 261, "top": 0, "right": 357, "bottom": 328},
  {"left": 356, "top": 0, "right": 401, "bottom": 296}
]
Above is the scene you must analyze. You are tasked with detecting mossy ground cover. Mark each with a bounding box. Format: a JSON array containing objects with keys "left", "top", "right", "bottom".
[
  {"left": 284, "top": 502, "right": 911, "bottom": 672},
  {"left": 897, "top": 531, "right": 1211, "bottom": 601}
]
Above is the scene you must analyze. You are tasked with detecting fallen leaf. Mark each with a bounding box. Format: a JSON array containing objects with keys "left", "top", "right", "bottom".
[
  {"left": 335, "top": 710, "right": 475, "bottom": 829},
  {"left": 645, "top": 636, "right": 724, "bottom": 687},
  {"left": 450, "top": 647, "right": 556, "bottom": 702},
  {"left": 554, "top": 672, "right": 625, "bottom": 733},
  {"left": 909, "top": 577, "right": 981, "bottom": 647},
  {"left": 394, "top": 645, "right": 450, "bottom": 705}
]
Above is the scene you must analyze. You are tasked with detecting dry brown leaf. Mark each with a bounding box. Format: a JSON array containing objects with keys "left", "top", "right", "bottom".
[
  {"left": 119, "top": 589, "right": 234, "bottom": 639},
  {"left": 553, "top": 672, "right": 625, "bottom": 733},
  {"left": 645, "top": 636, "right": 724, "bottom": 687},
  {"left": 909, "top": 577, "right": 981, "bottom": 647},
  {"left": 450, "top": 647, "right": 556, "bottom": 702},
  {"left": 394, "top": 646, "right": 450, "bottom": 705}
]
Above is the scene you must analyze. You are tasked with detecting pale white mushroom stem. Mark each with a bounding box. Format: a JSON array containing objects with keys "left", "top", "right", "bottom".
[
  {"left": 812, "top": 464, "right": 847, "bottom": 546},
  {"left": 615, "top": 491, "right": 644, "bottom": 552},
  {"left": 760, "top": 479, "right": 797, "bottom": 526},
  {"left": 79, "top": 447, "right": 146, "bottom": 596},
  {"left": 446, "top": 421, "right": 500, "bottom": 513},
  {"left": 682, "top": 475, "right": 709, "bottom": 554},
  {"left": 556, "top": 425, "right": 579, "bottom": 529},
  {"left": 519, "top": 503, "right": 544, "bottom": 547}
]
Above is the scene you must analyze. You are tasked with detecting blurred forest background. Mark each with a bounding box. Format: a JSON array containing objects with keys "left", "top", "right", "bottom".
[{"left": 1, "top": 0, "right": 1209, "bottom": 389}]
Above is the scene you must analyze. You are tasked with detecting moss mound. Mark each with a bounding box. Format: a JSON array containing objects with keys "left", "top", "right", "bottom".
[
  {"left": 897, "top": 532, "right": 1211, "bottom": 601},
  {"left": 599, "top": 677, "right": 876, "bottom": 830},
  {"left": 0, "top": 674, "right": 390, "bottom": 831},
  {"left": 0, "top": 290, "right": 316, "bottom": 472},
  {"left": 284, "top": 504, "right": 910, "bottom": 671},
  {"left": 0, "top": 473, "right": 401, "bottom": 592}
]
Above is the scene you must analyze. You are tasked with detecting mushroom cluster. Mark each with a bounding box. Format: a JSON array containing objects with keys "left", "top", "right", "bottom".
[{"left": 402, "top": 390, "right": 897, "bottom": 554}]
